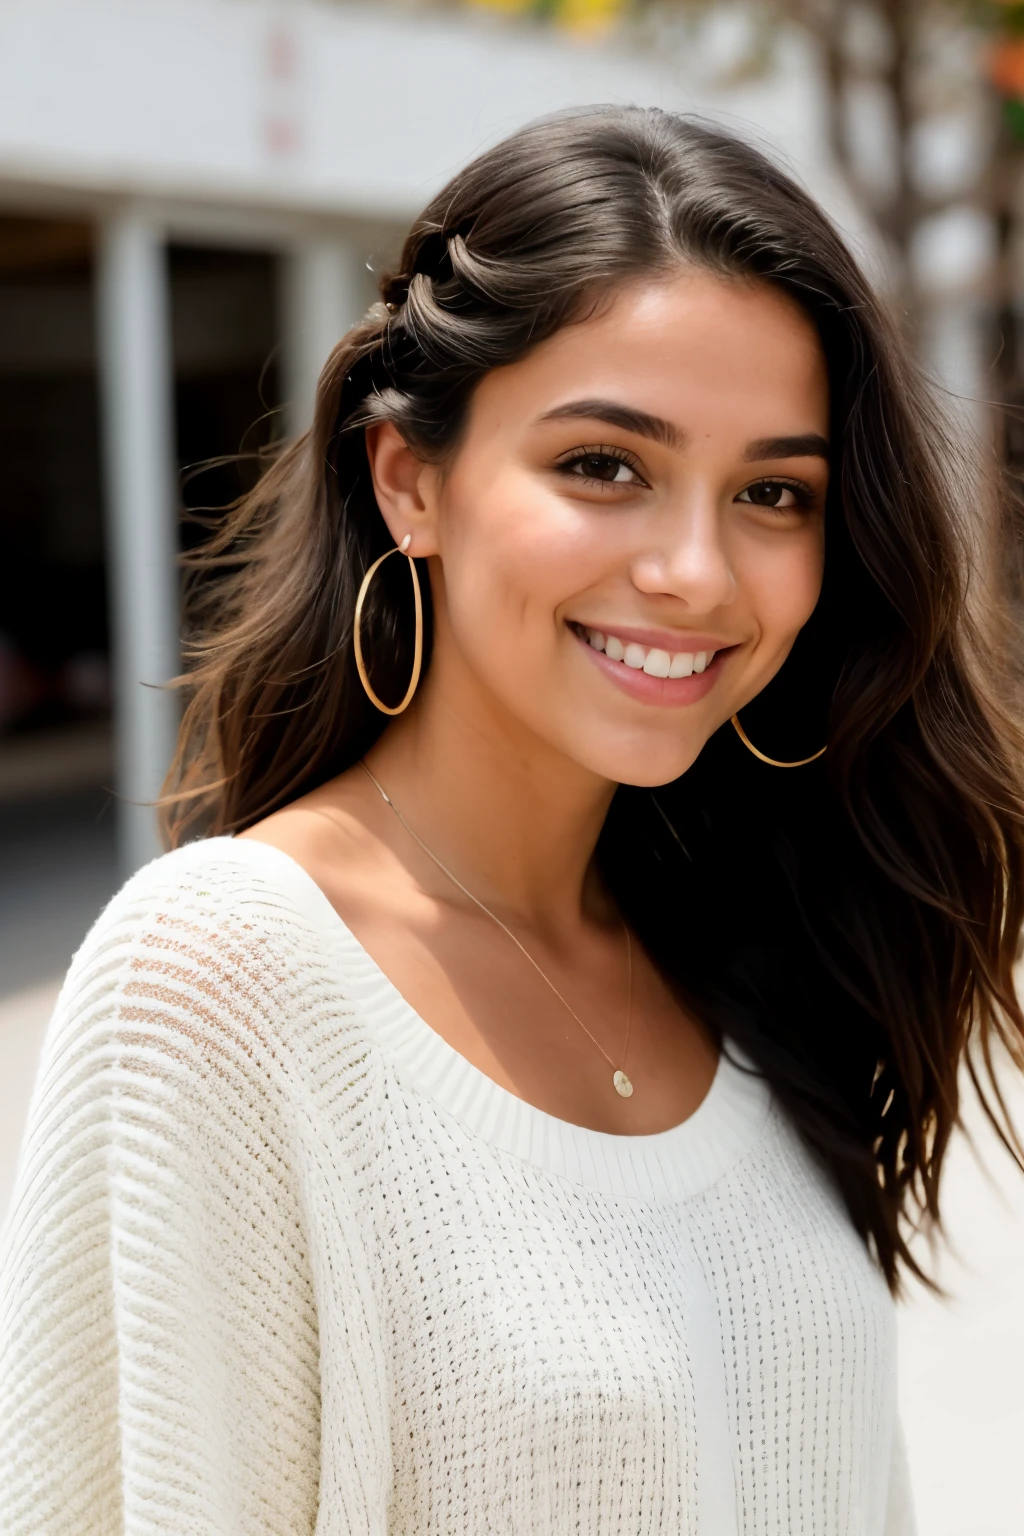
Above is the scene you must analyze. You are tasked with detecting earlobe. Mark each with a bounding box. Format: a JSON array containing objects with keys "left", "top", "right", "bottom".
[{"left": 365, "top": 421, "right": 440, "bottom": 554}]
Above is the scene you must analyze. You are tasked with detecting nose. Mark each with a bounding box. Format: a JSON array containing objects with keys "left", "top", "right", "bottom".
[{"left": 629, "top": 495, "right": 737, "bottom": 611}]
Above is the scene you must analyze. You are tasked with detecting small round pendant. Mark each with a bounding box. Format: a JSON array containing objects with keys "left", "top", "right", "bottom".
[{"left": 613, "top": 1069, "right": 633, "bottom": 1098}]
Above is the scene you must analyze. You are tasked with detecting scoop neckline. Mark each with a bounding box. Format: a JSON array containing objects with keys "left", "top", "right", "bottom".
[{"left": 218, "top": 834, "right": 773, "bottom": 1202}]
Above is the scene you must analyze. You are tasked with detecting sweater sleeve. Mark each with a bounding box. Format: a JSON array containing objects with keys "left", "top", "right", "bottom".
[{"left": 0, "top": 849, "right": 389, "bottom": 1536}]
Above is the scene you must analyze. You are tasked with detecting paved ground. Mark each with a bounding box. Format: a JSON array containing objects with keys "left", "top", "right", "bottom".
[
  {"left": 898, "top": 1060, "right": 1024, "bottom": 1534},
  {"left": 1, "top": 792, "right": 1022, "bottom": 1529},
  {"left": 0, "top": 785, "right": 118, "bottom": 996}
]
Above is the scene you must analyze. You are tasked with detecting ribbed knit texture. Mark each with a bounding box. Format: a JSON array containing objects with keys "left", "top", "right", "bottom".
[{"left": 0, "top": 837, "right": 915, "bottom": 1534}]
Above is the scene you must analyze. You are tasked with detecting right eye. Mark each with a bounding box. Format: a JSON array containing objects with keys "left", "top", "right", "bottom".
[{"left": 556, "top": 449, "right": 646, "bottom": 488}]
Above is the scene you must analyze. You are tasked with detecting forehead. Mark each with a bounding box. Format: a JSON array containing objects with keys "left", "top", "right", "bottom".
[{"left": 466, "top": 270, "right": 829, "bottom": 445}]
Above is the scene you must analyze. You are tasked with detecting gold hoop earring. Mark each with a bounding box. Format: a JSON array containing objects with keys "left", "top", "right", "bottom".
[
  {"left": 730, "top": 712, "right": 826, "bottom": 768},
  {"left": 353, "top": 539, "right": 423, "bottom": 716}
]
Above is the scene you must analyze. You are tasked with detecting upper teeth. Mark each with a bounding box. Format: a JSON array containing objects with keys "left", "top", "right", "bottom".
[{"left": 585, "top": 628, "right": 716, "bottom": 677}]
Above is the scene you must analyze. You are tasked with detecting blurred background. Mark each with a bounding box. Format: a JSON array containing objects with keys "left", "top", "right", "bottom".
[{"left": 1, "top": 1, "right": 1023, "bottom": 1528}]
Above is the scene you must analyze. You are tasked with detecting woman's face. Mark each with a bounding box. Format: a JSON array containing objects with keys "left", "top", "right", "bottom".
[{"left": 370, "top": 270, "right": 829, "bottom": 788}]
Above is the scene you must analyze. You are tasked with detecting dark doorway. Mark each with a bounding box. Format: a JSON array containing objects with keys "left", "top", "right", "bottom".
[
  {"left": 170, "top": 243, "right": 282, "bottom": 548},
  {"left": 0, "top": 227, "right": 282, "bottom": 994},
  {"left": 0, "top": 216, "right": 108, "bottom": 754}
]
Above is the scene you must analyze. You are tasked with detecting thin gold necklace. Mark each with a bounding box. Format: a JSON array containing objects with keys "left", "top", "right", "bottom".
[{"left": 359, "top": 761, "right": 635, "bottom": 1099}]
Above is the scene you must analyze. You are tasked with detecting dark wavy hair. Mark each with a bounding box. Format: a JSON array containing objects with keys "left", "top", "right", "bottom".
[{"left": 163, "top": 105, "right": 1024, "bottom": 1293}]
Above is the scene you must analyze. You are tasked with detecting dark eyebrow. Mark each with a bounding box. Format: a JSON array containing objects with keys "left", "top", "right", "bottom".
[
  {"left": 538, "top": 403, "right": 828, "bottom": 463},
  {"left": 743, "top": 433, "right": 830, "bottom": 462},
  {"left": 538, "top": 398, "right": 685, "bottom": 450}
]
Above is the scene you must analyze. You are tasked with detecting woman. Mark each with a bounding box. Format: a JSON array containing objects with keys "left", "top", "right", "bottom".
[{"left": 2, "top": 106, "right": 1022, "bottom": 1534}]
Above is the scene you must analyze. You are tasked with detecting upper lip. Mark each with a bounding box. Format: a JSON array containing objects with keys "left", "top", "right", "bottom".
[{"left": 569, "top": 621, "right": 741, "bottom": 654}]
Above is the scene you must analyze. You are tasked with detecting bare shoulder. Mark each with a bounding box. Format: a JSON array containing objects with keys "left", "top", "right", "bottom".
[
  {"left": 240, "top": 770, "right": 365, "bottom": 854},
  {"left": 237, "top": 767, "right": 400, "bottom": 926}
]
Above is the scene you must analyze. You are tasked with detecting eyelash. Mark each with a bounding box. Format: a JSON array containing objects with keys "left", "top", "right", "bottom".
[
  {"left": 554, "top": 446, "right": 647, "bottom": 488},
  {"left": 553, "top": 451, "right": 818, "bottom": 511},
  {"left": 739, "top": 478, "right": 817, "bottom": 512}
]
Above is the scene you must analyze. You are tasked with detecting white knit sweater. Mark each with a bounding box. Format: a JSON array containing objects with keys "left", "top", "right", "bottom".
[{"left": 0, "top": 837, "right": 915, "bottom": 1534}]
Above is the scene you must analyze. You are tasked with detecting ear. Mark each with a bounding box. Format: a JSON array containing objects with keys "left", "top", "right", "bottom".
[{"left": 364, "top": 421, "right": 440, "bottom": 557}]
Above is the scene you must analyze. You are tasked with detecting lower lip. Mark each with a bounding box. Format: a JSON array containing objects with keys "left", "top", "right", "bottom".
[{"left": 571, "top": 627, "right": 730, "bottom": 707}]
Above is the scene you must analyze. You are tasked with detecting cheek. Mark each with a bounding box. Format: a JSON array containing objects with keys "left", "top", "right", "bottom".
[
  {"left": 740, "top": 527, "right": 825, "bottom": 643},
  {"left": 440, "top": 470, "right": 598, "bottom": 640}
]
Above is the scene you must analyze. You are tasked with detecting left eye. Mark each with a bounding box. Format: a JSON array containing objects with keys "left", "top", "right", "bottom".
[
  {"left": 561, "top": 453, "right": 640, "bottom": 485},
  {"left": 737, "top": 480, "right": 800, "bottom": 509}
]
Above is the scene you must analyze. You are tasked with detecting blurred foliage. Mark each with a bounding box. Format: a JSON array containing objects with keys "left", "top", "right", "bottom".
[
  {"left": 436, "top": 2, "right": 1012, "bottom": 256},
  {"left": 388, "top": 0, "right": 1024, "bottom": 409},
  {"left": 466, "top": 0, "right": 630, "bottom": 33},
  {"left": 981, "top": 2, "right": 1024, "bottom": 137}
]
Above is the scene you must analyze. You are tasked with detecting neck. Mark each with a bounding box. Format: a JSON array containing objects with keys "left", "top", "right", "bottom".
[{"left": 363, "top": 665, "right": 616, "bottom": 934}]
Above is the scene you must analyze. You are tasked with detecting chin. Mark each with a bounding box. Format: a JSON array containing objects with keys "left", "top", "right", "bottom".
[
  {"left": 574, "top": 736, "right": 708, "bottom": 790},
  {"left": 615, "top": 759, "right": 703, "bottom": 790}
]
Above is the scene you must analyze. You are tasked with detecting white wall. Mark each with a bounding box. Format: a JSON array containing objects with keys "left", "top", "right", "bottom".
[{"left": 0, "top": 0, "right": 872, "bottom": 258}]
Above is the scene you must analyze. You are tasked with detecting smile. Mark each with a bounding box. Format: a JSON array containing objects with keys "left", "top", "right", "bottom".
[
  {"left": 581, "top": 628, "right": 716, "bottom": 678},
  {"left": 568, "top": 622, "right": 734, "bottom": 707}
]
